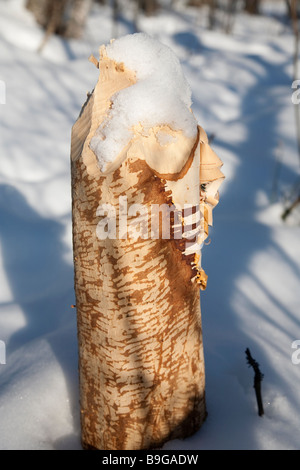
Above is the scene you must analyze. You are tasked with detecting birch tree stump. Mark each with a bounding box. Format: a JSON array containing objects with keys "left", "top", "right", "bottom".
[{"left": 71, "top": 37, "right": 224, "bottom": 450}]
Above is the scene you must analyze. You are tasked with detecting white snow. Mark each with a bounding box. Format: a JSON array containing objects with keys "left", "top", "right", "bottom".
[
  {"left": 0, "top": 0, "right": 300, "bottom": 450},
  {"left": 90, "top": 33, "right": 197, "bottom": 171}
]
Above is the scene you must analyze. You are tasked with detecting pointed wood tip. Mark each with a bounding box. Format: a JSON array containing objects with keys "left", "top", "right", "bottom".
[{"left": 89, "top": 54, "right": 99, "bottom": 69}]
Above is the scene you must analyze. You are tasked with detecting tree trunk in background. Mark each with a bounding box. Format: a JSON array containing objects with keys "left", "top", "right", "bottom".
[
  {"left": 26, "top": 0, "right": 90, "bottom": 39},
  {"left": 244, "top": 0, "right": 260, "bottom": 14},
  {"left": 64, "top": 0, "right": 93, "bottom": 38},
  {"left": 187, "top": 0, "right": 204, "bottom": 6},
  {"left": 225, "top": 0, "right": 238, "bottom": 34},
  {"left": 26, "top": 0, "right": 50, "bottom": 28},
  {"left": 139, "top": 0, "right": 158, "bottom": 16},
  {"left": 208, "top": 0, "right": 217, "bottom": 30}
]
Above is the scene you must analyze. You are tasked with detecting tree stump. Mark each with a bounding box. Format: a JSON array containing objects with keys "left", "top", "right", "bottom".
[{"left": 71, "top": 35, "right": 224, "bottom": 450}]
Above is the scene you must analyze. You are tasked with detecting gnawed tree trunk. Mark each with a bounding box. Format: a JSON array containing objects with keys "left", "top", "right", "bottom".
[{"left": 71, "top": 39, "right": 224, "bottom": 450}]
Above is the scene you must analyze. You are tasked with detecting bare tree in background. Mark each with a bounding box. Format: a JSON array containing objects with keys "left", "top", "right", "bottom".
[
  {"left": 187, "top": 0, "right": 218, "bottom": 30},
  {"left": 208, "top": 0, "right": 217, "bottom": 29},
  {"left": 26, "top": 0, "right": 92, "bottom": 41},
  {"left": 64, "top": 0, "right": 93, "bottom": 38},
  {"left": 244, "top": 0, "right": 260, "bottom": 14},
  {"left": 282, "top": 0, "right": 300, "bottom": 220},
  {"left": 26, "top": 0, "right": 49, "bottom": 27},
  {"left": 225, "top": 0, "right": 238, "bottom": 33},
  {"left": 138, "top": 0, "right": 158, "bottom": 16}
]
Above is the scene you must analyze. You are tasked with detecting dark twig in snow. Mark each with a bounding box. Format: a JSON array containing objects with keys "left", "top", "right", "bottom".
[
  {"left": 282, "top": 195, "right": 300, "bottom": 221},
  {"left": 245, "top": 348, "right": 264, "bottom": 417}
]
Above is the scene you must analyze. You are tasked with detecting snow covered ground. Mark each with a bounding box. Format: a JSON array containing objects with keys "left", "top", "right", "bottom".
[{"left": 0, "top": 0, "right": 300, "bottom": 450}]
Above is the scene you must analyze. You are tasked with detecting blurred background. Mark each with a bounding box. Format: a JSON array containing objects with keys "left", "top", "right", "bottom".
[{"left": 0, "top": 0, "right": 300, "bottom": 450}]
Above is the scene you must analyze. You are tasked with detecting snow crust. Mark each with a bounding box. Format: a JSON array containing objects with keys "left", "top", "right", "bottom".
[{"left": 89, "top": 33, "right": 198, "bottom": 171}]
